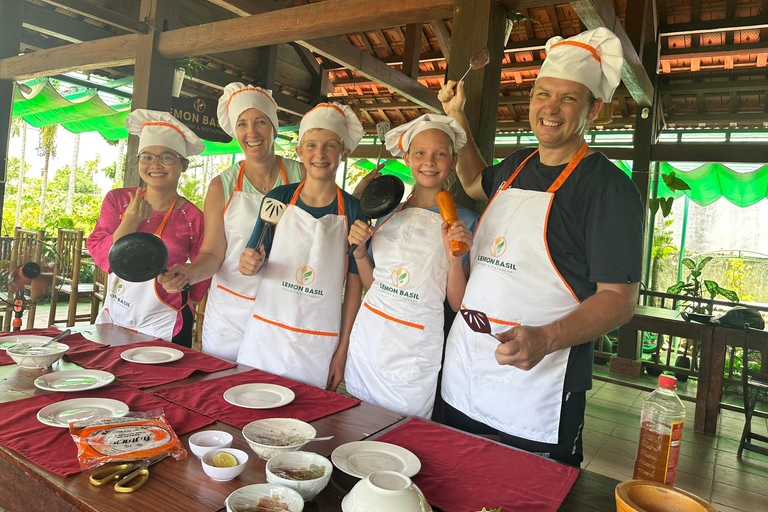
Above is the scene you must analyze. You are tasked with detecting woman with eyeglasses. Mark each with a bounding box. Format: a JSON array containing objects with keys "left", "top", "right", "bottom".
[{"left": 87, "top": 109, "right": 210, "bottom": 347}]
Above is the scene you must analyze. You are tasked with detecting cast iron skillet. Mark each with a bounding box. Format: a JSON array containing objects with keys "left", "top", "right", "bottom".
[
  {"left": 347, "top": 174, "right": 405, "bottom": 255},
  {"left": 108, "top": 232, "right": 191, "bottom": 291}
]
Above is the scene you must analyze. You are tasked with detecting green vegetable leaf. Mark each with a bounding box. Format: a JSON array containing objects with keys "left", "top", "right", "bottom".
[
  {"left": 667, "top": 281, "right": 685, "bottom": 295},
  {"left": 696, "top": 256, "right": 714, "bottom": 271},
  {"left": 704, "top": 280, "right": 720, "bottom": 298},
  {"left": 681, "top": 258, "right": 696, "bottom": 270},
  {"left": 717, "top": 287, "right": 740, "bottom": 303}
]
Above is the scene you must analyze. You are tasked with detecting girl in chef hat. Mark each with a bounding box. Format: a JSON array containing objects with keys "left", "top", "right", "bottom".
[
  {"left": 88, "top": 109, "right": 208, "bottom": 347},
  {"left": 159, "top": 83, "right": 303, "bottom": 360},
  {"left": 343, "top": 113, "right": 477, "bottom": 418},
  {"left": 237, "top": 102, "right": 366, "bottom": 391}
]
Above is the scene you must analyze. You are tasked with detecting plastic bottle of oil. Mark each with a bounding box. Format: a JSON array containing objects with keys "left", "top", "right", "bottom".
[{"left": 632, "top": 374, "right": 686, "bottom": 485}]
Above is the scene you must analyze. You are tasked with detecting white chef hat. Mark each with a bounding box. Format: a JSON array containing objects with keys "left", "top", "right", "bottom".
[
  {"left": 537, "top": 27, "right": 623, "bottom": 102},
  {"left": 126, "top": 109, "right": 204, "bottom": 158},
  {"left": 217, "top": 82, "right": 279, "bottom": 139},
  {"left": 385, "top": 113, "right": 467, "bottom": 158},
  {"left": 298, "top": 102, "right": 363, "bottom": 152}
]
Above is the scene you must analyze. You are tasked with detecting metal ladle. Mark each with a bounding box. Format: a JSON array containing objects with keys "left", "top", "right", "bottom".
[{"left": 457, "top": 47, "right": 490, "bottom": 83}]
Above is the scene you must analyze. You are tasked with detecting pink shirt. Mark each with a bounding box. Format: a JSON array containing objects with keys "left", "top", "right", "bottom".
[{"left": 87, "top": 188, "right": 211, "bottom": 336}]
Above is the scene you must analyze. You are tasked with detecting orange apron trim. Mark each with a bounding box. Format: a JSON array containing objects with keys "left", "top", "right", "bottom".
[
  {"left": 461, "top": 304, "right": 520, "bottom": 327},
  {"left": 216, "top": 283, "right": 255, "bottom": 300},
  {"left": 252, "top": 313, "right": 338, "bottom": 337},
  {"left": 550, "top": 41, "right": 601, "bottom": 62},
  {"left": 223, "top": 158, "right": 289, "bottom": 216},
  {"left": 364, "top": 302, "right": 425, "bottom": 330}
]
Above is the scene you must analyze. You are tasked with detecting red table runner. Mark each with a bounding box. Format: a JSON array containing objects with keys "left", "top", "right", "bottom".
[
  {"left": 0, "top": 328, "right": 108, "bottom": 366},
  {"left": 0, "top": 383, "right": 214, "bottom": 477},
  {"left": 375, "top": 418, "right": 579, "bottom": 512},
  {"left": 152, "top": 369, "right": 360, "bottom": 429},
  {"left": 66, "top": 341, "right": 236, "bottom": 388}
]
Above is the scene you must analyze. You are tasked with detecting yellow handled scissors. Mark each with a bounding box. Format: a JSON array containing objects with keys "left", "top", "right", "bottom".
[{"left": 89, "top": 454, "right": 167, "bottom": 493}]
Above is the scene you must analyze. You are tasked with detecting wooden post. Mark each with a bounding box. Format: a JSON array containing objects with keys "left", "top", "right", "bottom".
[
  {"left": 0, "top": 0, "right": 24, "bottom": 229},
  {"left": 124, "top": 0, "right": 179, "bottom": 187},
  {"left": 448, "top": 0, "right": 506, "bottom": 211}
]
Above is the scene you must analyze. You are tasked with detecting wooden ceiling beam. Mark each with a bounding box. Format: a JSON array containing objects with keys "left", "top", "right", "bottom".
[
  {"left": 429, "top": 20, "right": 451, "bottom": 64},
  {"left": 22, "top": 3, "right": 115, "bottom": 43},
  {"left": 660, "top": 15, "right": 768, "bottom": 36},
  {"left": 0, "top": 33, "right": 139, "bottom": 80},
  {"left": 495, "top": 0, "right": 552, "bottom": 9},
  {"left": 662, "top": 42, "right": 768, "bottom": 60},
  {"left": 402, "top": 23, "right": 424, "bottom": 79},
  {"left": 662, "top": 79, "right": 768, "bottom": 93},
  {"left": 156, "top": 0, "right": 454, "bottom": 58},
  {"left": 38, "top": 0, "right": 148, "bottom": 34},
  {"left": 570, "top": 0, "right": 655, "bottom": 106}
]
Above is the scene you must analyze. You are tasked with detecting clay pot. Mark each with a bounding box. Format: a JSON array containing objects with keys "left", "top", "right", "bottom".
[{"left": 615, "top": 480, "right": 716, "bottom": 512}]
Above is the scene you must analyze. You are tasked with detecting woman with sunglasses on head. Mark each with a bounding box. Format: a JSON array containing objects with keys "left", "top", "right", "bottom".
[{"left": 87, "top": 109, "right": 209, "bottom": 347}]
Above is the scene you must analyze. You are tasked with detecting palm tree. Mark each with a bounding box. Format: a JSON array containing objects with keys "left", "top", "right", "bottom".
[
  {"left": 66, "top": 132, "right": 80, "bottom": 215},
  {"left": 11, "top": 118, "right": 27, "bottom": 224},
  {"left": 37, "top": 124, "right": 58, "bottom": 225}
]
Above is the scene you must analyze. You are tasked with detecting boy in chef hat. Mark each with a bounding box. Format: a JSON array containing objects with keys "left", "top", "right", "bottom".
[
  {"left": 343, "top": 113, "right": 477, "bottom": 418},
  {"left": 126, "top": 108, "right": 205, "bottom": 160},
  {"left": 217, "top": 82, "right": 280, "bottom": 138},
  {"left": 237, "top": 102, "right": 367, "bottom": 392}
]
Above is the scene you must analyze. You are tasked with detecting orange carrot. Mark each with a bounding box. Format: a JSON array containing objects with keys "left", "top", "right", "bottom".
[{"left": 436, "top": 191, "right": 468, "bottom": 257}]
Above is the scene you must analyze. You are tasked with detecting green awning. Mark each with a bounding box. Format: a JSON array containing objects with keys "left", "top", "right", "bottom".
[{"left": 351, "top": 159, "right": 415, "bottom": 185}]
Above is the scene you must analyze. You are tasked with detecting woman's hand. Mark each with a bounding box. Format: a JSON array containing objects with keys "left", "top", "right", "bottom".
[
  {"left": 158, "top": 264, "right": 191, "bottom": 293},
  {"left": 239, "top": 246, "right": 265, "bottom": 276},
  {"left": 122, "top": 188, "right": 152, "bottom": 226},
  {"left": 351, "top": 162, "right": 385, "bottom": 199},
  {"left": 441, "top": 219, "right": 473, "bottom": 262},
  {"left": 438, "top": 80, "right": 467, "bottom": 117},
  {"left": 348, "top": 220, "right": 373, "bottom": 259}
]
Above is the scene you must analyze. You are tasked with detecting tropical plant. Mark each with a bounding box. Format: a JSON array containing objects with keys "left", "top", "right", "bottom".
[
  {"left": 667, "top": 256, "right": 739, "bottom": 313},
  {"left": 649, "top": 171, "right": 691, "bottom": 218},
  {"left": 649, "top": 219, "right": 677, "bottom": 306},
  {"left": 36, "top": 124, "right": 58, "bottom": 225},
  {"left": 11, "top": 118, "right": 27, "bottom": 224},
  {"left": 174, "top": 57, "right": 207, "bottom": 77}
]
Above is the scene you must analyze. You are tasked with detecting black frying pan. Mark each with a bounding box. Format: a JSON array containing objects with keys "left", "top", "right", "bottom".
[
  {"left": 347, "top": 174, "right": 405, "bottom": 256},
  {"left": 108, "top": 232, "right": 192, "bottom": 291}
]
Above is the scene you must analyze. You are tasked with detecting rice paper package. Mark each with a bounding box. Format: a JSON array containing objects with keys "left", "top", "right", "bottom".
[{"left": 70, "top": 409, "right": 186, "bottom": 470}]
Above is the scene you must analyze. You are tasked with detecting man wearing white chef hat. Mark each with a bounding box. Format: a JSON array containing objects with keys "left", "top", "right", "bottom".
[
  {"left": 158, "top": 83, "right": 303, "bottom": 361},
  {"left": 437, "top": 28, "right": 643, "bottom": 466}
]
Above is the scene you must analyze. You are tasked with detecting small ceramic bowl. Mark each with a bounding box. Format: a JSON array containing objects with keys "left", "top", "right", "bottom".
[
  {"left": 189, "top": 430, "right": 234, "bottom": 458},
  {"left": 225, "top": 483, "right": 304, "bottom": 512},
  {"left": 242, "top": 418, "right": 316, "bottom": 460},
  {"left": 615, "top": 480, "right": 716, "bottom": 512},
  {"left": 342, "top": 470, "right": 432, "bottom": 512},
  {"left": 6, "top": 342, "right": 68, "bottom": 369},
  {"left": 265, "top": 451, "right": 333, "bottom": 501},
  {"left": 201, "top": 447, "right": 248, "bottom": 482}
]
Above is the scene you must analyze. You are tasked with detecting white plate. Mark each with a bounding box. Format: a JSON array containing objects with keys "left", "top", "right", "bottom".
[
  {"left": 332, "top": 441, "right": 421, "bottom": 479},
  {"left": 0, "top": 335, "right": 53, "bottom": 351},
  {"left": 120, "top": 346, "right": 184, "bottom": 364},
  {"left": 37, "top": 398, "right": 129, "bottom": 428},
  {"left": 34, "top": 370, "right": 115, "bottom": 392},
  {"left": 223, "top": 383, "right": 295, "bottom": 409}
]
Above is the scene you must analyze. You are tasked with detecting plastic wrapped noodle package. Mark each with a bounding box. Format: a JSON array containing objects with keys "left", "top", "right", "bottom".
[{"left": 70, "top": 409, "right": 187, "bottom": 470}]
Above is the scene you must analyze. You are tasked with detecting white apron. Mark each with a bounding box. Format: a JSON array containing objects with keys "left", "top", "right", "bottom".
[
  {"left": 96, "top": 195, "right": 183, "bottom": 342},
  {"left": 202, "top": 159, "right": 290, "bottom": 360},
  {"left": 345, "top": 205, "right": 448, "bottom": 418},
  {"left": 442, "top": 143, "right": 588, "bottom": 444},
  {"left": 237, "top": 182, "right": 348, "bottom": 388}
]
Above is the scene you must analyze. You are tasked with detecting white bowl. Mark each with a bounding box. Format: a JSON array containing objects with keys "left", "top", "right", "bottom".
[
  {"left": 201, "top": 447, "right": 248, "bottom": 482},
  {"left": 225, "top": 483, "right": 304, "bottom": 512},
  {"left": 266, "top": 451, "right": 333, "bottom": 501},
  {"left": 6, "top": 342, "right": 68, "bottom": 369},
  {"left": 242, "top": 418, "right": 316, "bottom": 460},
  {"left": 189, "top": 430, "right": 234, "bottom": 458},
  {"left": 342, "top": 471, "right": 432, "bottom": 512}
]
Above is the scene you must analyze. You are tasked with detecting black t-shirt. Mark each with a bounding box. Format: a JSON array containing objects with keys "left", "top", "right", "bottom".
[{"left": 481, "top": 148, "right": 644, "bottom": 391}]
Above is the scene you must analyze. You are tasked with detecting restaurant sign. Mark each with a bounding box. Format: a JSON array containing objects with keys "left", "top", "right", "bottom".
[{"left": 170, "top": 96, "right": 231, "bottom": 143}]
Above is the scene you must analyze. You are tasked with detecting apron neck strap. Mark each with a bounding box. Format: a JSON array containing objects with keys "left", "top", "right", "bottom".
[
  {"left": 223, "top": 161, "right": 246, "bottom": 216},
  {"left": 501, "top": 141, "right": 589, "bottom": 193},
  {"left": 371, "top": 195, "right": 411, "bottom": 238},
  {"left": 154, "top": 194, "right": 178, "bottom": 237},
  {"left": 277, "top": 156, "right": 289, "bottom": 186},
  {"left": 290, "top": 181, "right": 345, "bottom": 216}
]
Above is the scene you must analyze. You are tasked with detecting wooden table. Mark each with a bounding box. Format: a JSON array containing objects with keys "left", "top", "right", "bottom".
[{"left": 0, "top": 324, "right": 621, "bottom": 512}]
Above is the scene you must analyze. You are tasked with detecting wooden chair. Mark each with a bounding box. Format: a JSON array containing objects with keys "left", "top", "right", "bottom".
[
  {"left": 90, "top": 266, "right": 108, "bottom": 323},
  {"left": 192, "top": 292, "right": 208, "bottom": 352},
  {"left": 737, "top": 325, "right": 768, "bottom": 458},
  {"left": 3, "top": 228, "right": 46, "bottom": 331},
  {"left": 48, "top": 229, "right": 94, "bottom": 327}
]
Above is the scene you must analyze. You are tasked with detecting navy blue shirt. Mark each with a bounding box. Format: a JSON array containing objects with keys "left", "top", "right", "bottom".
[{"left": 247, "top": 183, "right": 366, "bottom": 274}]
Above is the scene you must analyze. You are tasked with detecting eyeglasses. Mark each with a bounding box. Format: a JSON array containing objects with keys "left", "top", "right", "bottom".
[{"left": 137, "top": 152, "right": 183, "bottom": 165}]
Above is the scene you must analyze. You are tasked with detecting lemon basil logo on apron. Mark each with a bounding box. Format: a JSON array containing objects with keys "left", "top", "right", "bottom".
[
  {"left": 378, "top": 267, "right": 419, "bottom": 301},
  {"left": 295, "top": 265, "right": 316, "bottom": 286},
  {"left": 280, "top": 265, "right": 324, "bottom": 298},
  {"left": 107, "top": 278, "right": 131, "bottom": 308},
  {"left": 476, "top": 234, "right": 517, "bottom": 274},
  {"left": 390, "top": 267, "right": 410, "bottom": 288},
  {"left": 489, "top": 236, "right": 507, "bottom": 257}
]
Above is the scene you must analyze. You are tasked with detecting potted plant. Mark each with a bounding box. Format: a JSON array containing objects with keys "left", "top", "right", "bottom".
[
  {"left": 667, "top": 256, "right": 739, "bottom": 380},
  {"left": 173, "top": 58, "right": 207, "bottom": 97}
]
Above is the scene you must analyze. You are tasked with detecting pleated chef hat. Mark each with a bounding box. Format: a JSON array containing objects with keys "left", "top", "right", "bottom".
[
  {"left": 299, "top": 102, "right": 364, "bottom": 152},
  {"left": 385, "top": 113, "right": 467, "bottom": 158},
  {"left": 537, "top": 27, "right": 623, "bottom": 102},
  {"left": 126, "top": 109, "right": 204, "bottom": 157},
  {"left": 217, "top": 82, "right": 279, "bottom": 139}
]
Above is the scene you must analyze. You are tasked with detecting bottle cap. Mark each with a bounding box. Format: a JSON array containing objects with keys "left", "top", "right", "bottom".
[{"left": 659, "top": 374, "right": 677, "bottom": 390}]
